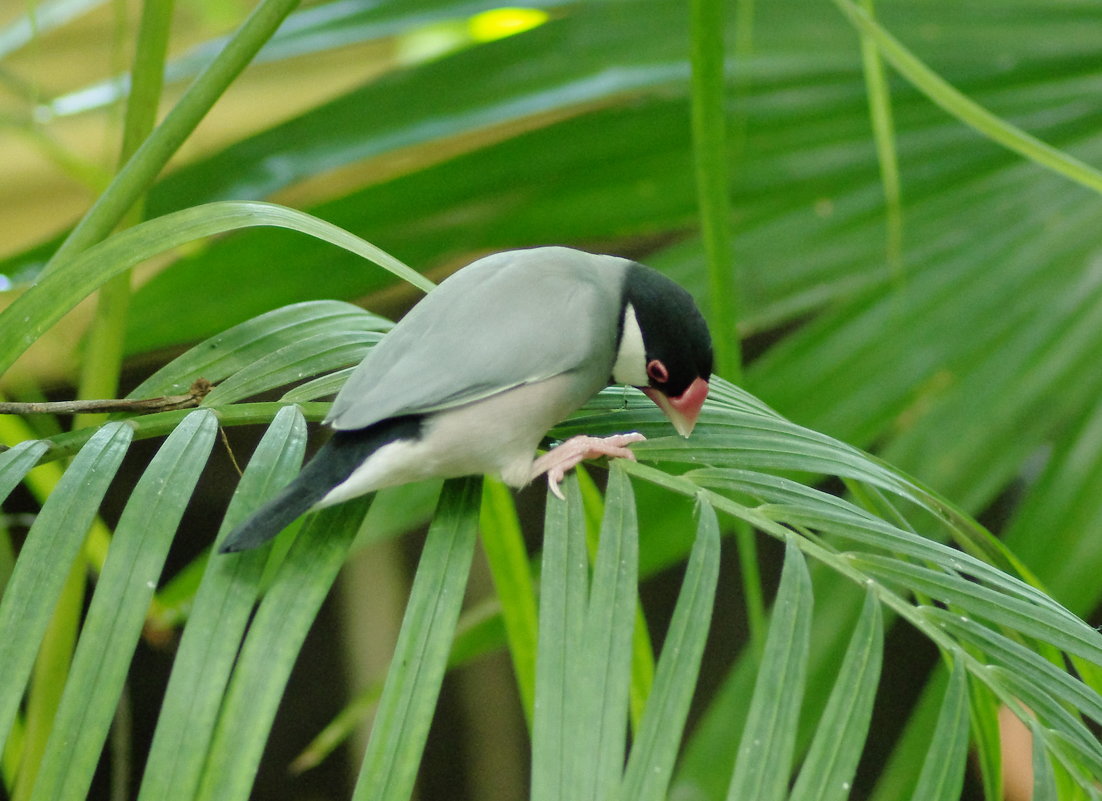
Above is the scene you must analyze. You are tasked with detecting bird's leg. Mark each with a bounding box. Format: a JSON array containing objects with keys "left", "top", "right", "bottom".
[{"left": 531, "top": 432, "right": 647, "bottom": 500}]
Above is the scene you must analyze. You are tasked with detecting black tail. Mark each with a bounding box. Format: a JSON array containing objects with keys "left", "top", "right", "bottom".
[{"left": 219, "top": 416, "right": 422, "bottom": 553}]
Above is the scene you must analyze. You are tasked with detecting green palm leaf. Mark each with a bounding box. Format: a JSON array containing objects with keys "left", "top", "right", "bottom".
[
  {"left": 0, "top": 424, "right": 132, "bottom": 753},
  {"left": 908, "top": 659, "right": 970, "bottom": 801},
  {"left": 530, "top": 475, "right": 588, "bottom": 801},
  {"left": 618, "top": 500, "right": 719, "bottom": 801},
  {"left": 569, "top": 467, "right": 638, "bottom": 801},
  {"left": 789, "top": 589, "right": 882, "bottom": 801},
  {"left": 724, "top": 542, "right": 812, "bottom": 801},
  {"left": 136, "top": 405, "right": 308, "bottom": 801},
  {"left": 30, "top": 411, "right": 217, "bottom": 801},
  {"left": 351, "top": 478, "right": 480, "bottom": 801},
  {"left": 195, "top": 498, "right": 370, "bottom": 801}
]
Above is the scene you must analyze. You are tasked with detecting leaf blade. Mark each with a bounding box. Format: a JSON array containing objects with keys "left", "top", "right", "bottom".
[
  {"left": 725, "top": 540, "right": 813, "bottom": 801},
  {"left": 479, "top": 478, "right": 539, "bottom": 725},
  {"left": 30, "top": 411, "right": 218, "bottom": 801},
  {"left": 350, "top": 477, "right": 481, "bottom": 801},
  {"left": 789, "top": 587, "right": 883, "bottom": 801},
  {"left": 0, "top": 440, "right": 49, "bottom": 503},
  {"left": 531, "top": 475, "right": 588, "bottom": 801},
  {"left": 620, "top": 498, "right": 720, "bottom": 801},
  {"left": 908, "top": 659, "right": 970, "bottom": 801},
  {"left": 0, "top": 201, "right": 428, "bottom": 379},
  {"left": 136, "top": 405, "right": 307, "bottom": 801},
  {"left": 0, "top": 422, "right": 132, "bottom": 754},
  {"left": 194, "top": 497, "right": 369, "bottom": 801},
  {"left": 571, "top": 467, "right": 638, "bottom": 801}
]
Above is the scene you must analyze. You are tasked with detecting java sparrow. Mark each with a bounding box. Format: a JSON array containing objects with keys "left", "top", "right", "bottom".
[{"left": 219, "top": 246, "right": 712, "bottom": 553}]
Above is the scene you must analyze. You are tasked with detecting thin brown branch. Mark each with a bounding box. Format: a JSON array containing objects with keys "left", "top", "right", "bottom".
[
  {"left": 0, "top": 378, "right": 213, "bottom": 416},
  {"left": 219, "top": 425, "right": 244, "bottom": 477}
]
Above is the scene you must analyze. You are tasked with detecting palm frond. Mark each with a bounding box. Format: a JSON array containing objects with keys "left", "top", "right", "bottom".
[{"left": 351, "top": 478, "right": 480, "bottom": 801}]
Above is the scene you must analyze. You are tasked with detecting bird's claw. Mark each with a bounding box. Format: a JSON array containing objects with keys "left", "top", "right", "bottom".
[
  {"left": 547, "top": 469, "right": 568, "bottom": 501},
  {"left": 535, "top": 432, "right": 647, "bottom": 500}
]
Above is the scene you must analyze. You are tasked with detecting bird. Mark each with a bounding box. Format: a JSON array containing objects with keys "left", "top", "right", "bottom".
[{"left": 219, "top": 246, "right": 713, "bottom": 553}]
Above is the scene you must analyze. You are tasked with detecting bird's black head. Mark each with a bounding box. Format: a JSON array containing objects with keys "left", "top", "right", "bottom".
[{"left": 612, "top": 262, "right": 713, "bottom": 436}]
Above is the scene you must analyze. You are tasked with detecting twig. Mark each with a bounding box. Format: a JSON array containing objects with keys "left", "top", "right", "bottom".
[
  {"left": 0, "top": 378, "right": 213, "bottom": 416},
  {"left": 219, "top": 426, "right": 244, "bottom": 477}
]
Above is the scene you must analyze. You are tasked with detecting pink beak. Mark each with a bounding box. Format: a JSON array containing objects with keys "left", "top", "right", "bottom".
[{"left": 642, "top": 377, "right": 709, "bottom": 437}]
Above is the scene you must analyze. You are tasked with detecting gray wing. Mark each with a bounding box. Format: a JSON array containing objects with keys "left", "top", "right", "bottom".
[{"left": 325, "top": 247, "right": 629, "bottom": 431}]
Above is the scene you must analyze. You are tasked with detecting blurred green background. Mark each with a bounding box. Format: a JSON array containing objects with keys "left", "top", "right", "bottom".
[{"left": 3, "top": 0, "right": 1102, "bottom": 798}]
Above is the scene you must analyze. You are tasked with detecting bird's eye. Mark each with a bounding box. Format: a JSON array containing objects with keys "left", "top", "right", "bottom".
[{"left": 647, "top": 359, "right": 669, "bottom": 384}]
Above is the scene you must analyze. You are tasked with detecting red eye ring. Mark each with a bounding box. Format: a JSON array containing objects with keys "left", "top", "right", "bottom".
[{"left": 647, "top": 359, "right": 669, "bottom": 383}]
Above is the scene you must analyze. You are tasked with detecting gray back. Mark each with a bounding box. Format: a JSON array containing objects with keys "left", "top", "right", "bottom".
[{"left": 326, "top": 247, "right": 629, "bottom": 431}]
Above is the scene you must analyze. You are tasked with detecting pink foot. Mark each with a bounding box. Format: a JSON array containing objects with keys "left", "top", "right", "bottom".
[{"left": 531, "top": 432, "right": 647, "bottom": 500}]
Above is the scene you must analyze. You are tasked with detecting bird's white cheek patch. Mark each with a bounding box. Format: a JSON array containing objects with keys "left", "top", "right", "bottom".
[{"left": 611, "top": 303, "right": 648, "bottom": 386}]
